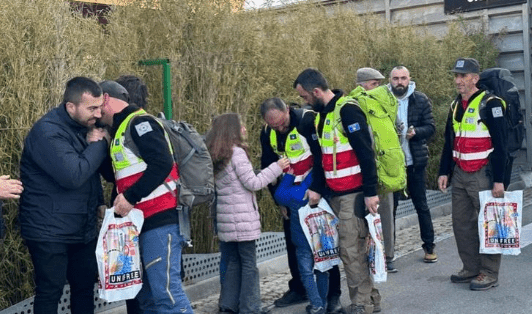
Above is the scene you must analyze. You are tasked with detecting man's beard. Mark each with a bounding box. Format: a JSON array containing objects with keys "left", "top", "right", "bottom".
[
  {"left": 391, "top": 85, "right": 407, "bottom": 97},
  {"left": 312, "top": 97, "right": 326, "bottom": 112}
]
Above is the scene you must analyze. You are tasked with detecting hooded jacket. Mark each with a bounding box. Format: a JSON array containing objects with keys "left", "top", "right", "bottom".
[{"left": 389, "top": 82, "right": 435, "bottom": 168}]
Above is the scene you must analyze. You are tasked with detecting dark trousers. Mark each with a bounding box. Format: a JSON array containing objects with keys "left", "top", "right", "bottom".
[
  {"left": 393, "top": 165, "right": 435, "bottom": 251},
  {"left": 26, "top": 239, "right": 97, "bottom": 314},
  {"left": 283, "top": 213, "right": 341, "bottom": 298}
]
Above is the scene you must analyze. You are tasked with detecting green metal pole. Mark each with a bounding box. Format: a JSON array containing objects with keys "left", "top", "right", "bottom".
[{"left": 138, "top": 58, "right": 172, "bottom": 119}]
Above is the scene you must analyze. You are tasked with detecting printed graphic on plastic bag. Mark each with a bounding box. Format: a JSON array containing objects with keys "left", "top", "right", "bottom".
[
  {"left": 96, "top": 207, "right": 144, "bottom": 302},
  {"left": 366, "top": 213, "right": 387, "bottom": 283},
  {"left": 299, "top": 198, "right": 340, "bottom": 272},
  {"left": 479, "top": 190, "right": 523, "bottom": 255}
]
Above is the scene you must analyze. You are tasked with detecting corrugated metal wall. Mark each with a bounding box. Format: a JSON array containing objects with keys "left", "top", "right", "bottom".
[{"left": 324, "top": 0, "right": 532, "bottom": 165}]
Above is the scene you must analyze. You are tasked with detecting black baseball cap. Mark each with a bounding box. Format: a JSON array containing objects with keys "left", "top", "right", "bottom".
[
  {"left": 99, "top": 80, "right": 130, "bottom": 103},
  {"left": 451, "top": 58, "right": 480, "bottom": 74}
]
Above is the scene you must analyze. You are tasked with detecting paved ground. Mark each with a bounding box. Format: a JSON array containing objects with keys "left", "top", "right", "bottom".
[
  {"left": 100, "top": 187, "right": 532, "bottom": 314},
  {"left": 190, "top": 213, "right": 456, "bottom": 313}
]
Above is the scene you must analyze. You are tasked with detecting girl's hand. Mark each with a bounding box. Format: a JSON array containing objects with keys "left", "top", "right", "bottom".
[{"left": 277, "top": 157, "right": 290, "bottom": 170}]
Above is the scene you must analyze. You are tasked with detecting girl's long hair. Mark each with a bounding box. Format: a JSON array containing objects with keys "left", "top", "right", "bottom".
[{"left": 206, "top": 113, "right": 249, "bottom": 176}]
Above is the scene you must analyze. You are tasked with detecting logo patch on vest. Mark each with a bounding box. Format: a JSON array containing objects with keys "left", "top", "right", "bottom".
[
  {"left": 466, "top": 117, "right": 475, "bottom": 124},
  {"left": 468, "top": 108, "right": 475, "bottom": 113},
  {"left": 326, "top": 120, "right": 331, "bottom": 125},
  {"left": 135, "top": 121, "right": 153, "bottom": 137},
  {"left": 290, "top": 143, "right": 303, "bottom": 151},
  {"left": 347, "top": 123, "right": 360, "bottom": 133},
  {"left": 312, "top": 133, "right": 318, "bottom": 141},
  {"left": 114, "top": 152, "right": 124, "bottom": 162},
  {"left": 290, "top": 134, "right": 297, "bottom": 140},
  {"left": 115, "top": 139, "right": 120, "bottom": 146},
  {"left": 324, "top": 133, "right": 331, "bottom": 140},
  {"left": 492, "top": 107, "right": 503, "bottom": 118}
]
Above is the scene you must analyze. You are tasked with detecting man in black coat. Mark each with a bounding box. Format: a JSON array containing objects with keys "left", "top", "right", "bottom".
[
  {"left": 19, "top": 77, "right": 109, "bottom": 314},
  {"left": 388, "top": 66, "right": 438, "bottom": 264}
]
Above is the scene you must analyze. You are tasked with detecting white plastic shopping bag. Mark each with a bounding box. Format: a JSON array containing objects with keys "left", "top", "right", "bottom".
[
  {"left": 366, "top": 213, "right": 387, "bottom": 283},
  {"left": 298, "top": 198, "right": 340, "bottom": 272},
  {"left": 96, "top": 207, "right": 144, "bottom": 302},
  {"left": 478, "top": 190, "right": 523, "bottom": 255}
]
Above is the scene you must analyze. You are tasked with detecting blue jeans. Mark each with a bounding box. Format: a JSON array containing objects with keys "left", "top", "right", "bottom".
[
  {"left": 290, "top": 208, "right": 329, "bottom": 309},
  {"left": 136, "top": 223, "right": 193, "bottom": 314},
  {"left": 219, "top": 240, "right": 261, "bottom": 314}
]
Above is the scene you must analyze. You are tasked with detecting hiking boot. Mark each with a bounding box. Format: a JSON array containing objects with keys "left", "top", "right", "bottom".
[
  {"left": 470, "top": 273, "right": 499, "bottom": 291},
  {"left": 423, "top": 247, "right": 438, "bottom": 263},
  {"left": 450, "top": 269, "right": 478, "bottom": 283},
  {"left": 371, "top": 291, "right": 381, "bottom": 313},
  {"left": 347, "top": 304, "right": 373, "bottom": 314},
  {"left": 274, "top": 290, "right": 308, "bottom": 307},
  {"left": 386, "top": 260, "right": 398, "bottom": 273},
  {"left": 218, "top": 308, "right": 237, "bottom": 313},
  {"left": 306, "top": 304, "right": 326, "bottom": 314}
]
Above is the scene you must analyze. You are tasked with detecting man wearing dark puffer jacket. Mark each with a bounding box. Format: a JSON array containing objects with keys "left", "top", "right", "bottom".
[
  {"left": 19, "top": 77, "right": 109, "bottom": 314},
  {"left": 388, "top": 66, "right": 438, "bottom": 265}
]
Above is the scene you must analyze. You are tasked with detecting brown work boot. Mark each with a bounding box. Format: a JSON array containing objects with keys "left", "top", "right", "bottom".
[
  {"left": 470, "top": 273, "right": 499, "bottom": 291},
  {"left": 423, "top": 247, "right": 438, "bottom": 263},
  {"left": 450, "top": 269, "right": 478, "bottom": 283}
]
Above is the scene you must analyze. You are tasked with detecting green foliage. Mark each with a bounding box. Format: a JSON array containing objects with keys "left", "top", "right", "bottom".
[{"left": 0, "top": 0, "right": 499, "bottom": 308}]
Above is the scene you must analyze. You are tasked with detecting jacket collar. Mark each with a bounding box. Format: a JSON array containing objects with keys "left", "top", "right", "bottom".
[
  {"left": 111, "top": 104, "right": 141, "bottom": 136},
  {"left": 322, "top": 89, "right": 344, "bottom": 114},
  {"left": 57, "top": 102, "right": 88, "bottom": 133}
]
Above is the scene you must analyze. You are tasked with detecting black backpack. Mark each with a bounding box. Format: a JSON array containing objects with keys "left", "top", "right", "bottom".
[{"left": 477, "top": 68, "right": 525, "bottom": 158}]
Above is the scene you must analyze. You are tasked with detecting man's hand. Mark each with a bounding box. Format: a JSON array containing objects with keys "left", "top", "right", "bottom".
[
  {"left": 307, "top": 190, "right": 321, "bottom": 206},
  {"left": 438, "top": 175, "right": 448, "bottom": 193},
  {"left": 406, "top": 125, "right": 416, "bottom": 140},
  {"left": 87, "top": 127, "right": 109, "bottom": 144},
  {"left": 365, "top": 195, "right": 379, "bottom": 214},
  {"left": 279, "top": 206, "right": 289, "bottom": 220},
  {"left": 492, "top": 182, "right": 505, "bottom": 198},
  {"left": 113, "top": 193, "right": 134, "bottom": 217},
  {"left": 0, "top": 175, "right": 23, "bottom": 200}
]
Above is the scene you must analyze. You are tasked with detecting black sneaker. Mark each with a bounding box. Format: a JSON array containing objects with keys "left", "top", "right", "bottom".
[
  {"left": 327, "top": 295, "right": 344, "bottom": 313},
  {"left": 274, "top": 290, "right": 308, "bottom": 308}
]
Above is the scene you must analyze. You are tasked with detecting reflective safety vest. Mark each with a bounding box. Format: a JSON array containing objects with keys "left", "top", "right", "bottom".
[
  {"left": 315, "top": 100, "right": 363, "bottom": 192},
  {"left": 452, "top": 91, "right": 503, "bottom": 173},
  {"left": 269, "top": 127, "right": 313, "bottom": 184},
  {"left": 110, "top": 109, "right": 179, "bottom": 218}
]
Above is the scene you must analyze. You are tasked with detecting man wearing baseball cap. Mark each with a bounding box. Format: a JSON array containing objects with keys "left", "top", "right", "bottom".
[
  {"left": 99, "top": 81, "right": 193, "bottom": 312},
  {"left": 438, "top": 57, "right": 508, "bottom": 290}
]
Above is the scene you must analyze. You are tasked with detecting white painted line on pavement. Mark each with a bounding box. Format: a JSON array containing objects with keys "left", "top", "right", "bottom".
[{"left": 520, "top": 222, "right": 532, "bottom": 248}]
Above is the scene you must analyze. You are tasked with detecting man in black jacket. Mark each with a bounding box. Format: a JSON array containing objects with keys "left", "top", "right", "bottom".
[
  {"left": 438, "top": 58, "right": 507, "bottom": 291},
  {"left": 99, "top": 81, "right": 193, "bottom": 312},
  {"left": 388, "top": 66, "right": 437, "bottom": 264},
  {"left": 19, "top": 77, "right": 109, "bottom": 314},
  {"left": 294, "top": 68, "right": 381, "bottom": 314}
]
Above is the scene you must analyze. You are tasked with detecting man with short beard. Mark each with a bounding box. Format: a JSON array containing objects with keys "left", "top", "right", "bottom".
[
  {"left": 294, "top": 68, "right": 381, "bottom": 314},
  {"left": 19, "top": 77, "right": 109, "bottom": 314},
  {"left": 388, "top": 66, "right": 437, "bottom": 264}
]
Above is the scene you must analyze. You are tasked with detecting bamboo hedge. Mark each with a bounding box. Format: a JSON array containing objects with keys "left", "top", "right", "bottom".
[{"left": 0, "top": 0, "right": 498, "bottom": 308}]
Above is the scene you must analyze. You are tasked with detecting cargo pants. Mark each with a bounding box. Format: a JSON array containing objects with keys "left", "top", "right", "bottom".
[
  {"left": 452, "top": 165, "right": 502, "bottom": 278},
  {"left": 329, "top": 192, "right": 378, "bottom": 310}
]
